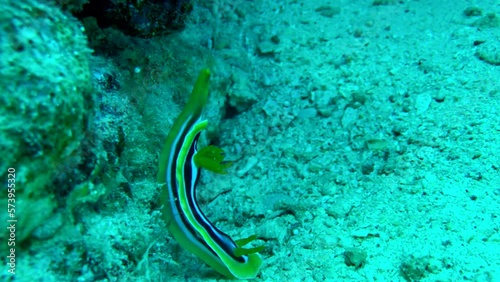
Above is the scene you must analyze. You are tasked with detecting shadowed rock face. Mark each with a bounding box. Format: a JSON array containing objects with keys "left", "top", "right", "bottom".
[
  {"left": 0, "top": 0, "right": 93, "bottom": 247},
  {"left": 76, "top": 0, "right": 193, "bottom": 38}
]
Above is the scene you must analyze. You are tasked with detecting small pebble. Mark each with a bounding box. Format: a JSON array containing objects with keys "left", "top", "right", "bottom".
[{"left": 297, "top": 108, "right": 317, "bottom": 119}]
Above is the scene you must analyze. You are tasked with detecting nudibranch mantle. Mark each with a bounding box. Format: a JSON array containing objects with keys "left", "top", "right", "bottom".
[{"left": 157, "top": 69, "right": 263, "bottom": 279}]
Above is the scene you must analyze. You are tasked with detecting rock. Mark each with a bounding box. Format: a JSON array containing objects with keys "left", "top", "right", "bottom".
[
  {"left": 0, "top": 0, "right": 92, "bottom": 246},
  {"left": 344, "top": 247, "right": 367, "bottom": 268},
  {"left": 476, "top": 41, "right": 500, "bottom": 66}
]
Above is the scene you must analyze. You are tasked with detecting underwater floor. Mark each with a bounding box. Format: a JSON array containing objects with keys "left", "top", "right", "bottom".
[{"left": 1, "top": 0, "right": 499, "bottom": 281}]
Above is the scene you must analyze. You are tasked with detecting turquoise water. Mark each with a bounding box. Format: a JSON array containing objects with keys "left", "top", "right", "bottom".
[{"left": 1, "top": 0, "right": 499, "bottom": 281}]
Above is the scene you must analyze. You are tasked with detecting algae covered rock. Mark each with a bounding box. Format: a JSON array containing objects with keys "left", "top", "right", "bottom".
[{"left": 0, "top": 0, "right": 92, "bottom": 245}]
